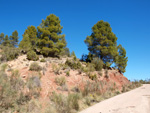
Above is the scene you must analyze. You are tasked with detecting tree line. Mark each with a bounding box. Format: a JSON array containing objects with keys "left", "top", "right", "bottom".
[{"left": 0, "top": 14, "right": 128, "bottom": 73}]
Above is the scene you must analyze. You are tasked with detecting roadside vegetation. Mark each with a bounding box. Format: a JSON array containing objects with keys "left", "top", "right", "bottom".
[{"left": 0, "top": 13, "right": 147, "bottom": 113}]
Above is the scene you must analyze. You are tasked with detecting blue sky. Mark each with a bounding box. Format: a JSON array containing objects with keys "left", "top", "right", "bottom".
[{"left": 0, "top": 0, "right": 150, "bottom": 80}]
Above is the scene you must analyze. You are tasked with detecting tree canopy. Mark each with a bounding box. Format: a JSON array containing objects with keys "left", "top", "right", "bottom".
[
  {"left": 115, "top": 44, "right": 128, "bottom": 73},
  {"left": 19, "top": 34, "right": 32, "bottom": 53},
  {"left": 24, "top": 26, "right": 37, "bottom": 50},
  {"left": 10, "top": 30, "right": 19, "bottom": 47},
  {"left": 85, "top": 20, "right": 118, "bottom": 67},
  {"left": 85, "top": 20, "right": 128, "bottom": 72},
  {"left": 37, "top": 14, "right": 67, "bottom": 57}
]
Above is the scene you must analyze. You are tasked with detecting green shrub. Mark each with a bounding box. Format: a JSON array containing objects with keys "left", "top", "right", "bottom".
[
  {"left": 0, "top": 71, "right": 39, "bottom": 112},
  {"left": 26, "top": 76, "right": 41, "bottom": 98},
  {"left": 89, "top": 73, "right": 97, "bottom": 80},
  {"left": 87, "top": 63, "right": 95, "bottom": 72},
  {"left": 55, "top": 76, "right": 66, "bottom": 86},
  {"left": 40, "top": 58, "right": 46, "bottom": 62},
  {"left": 65, "top": 59, "right": 82, "bottom": 70},
  {"left": 51, "top": 92, "right": 79, "bottom": 113},
  {"left": 91, "top": 57, "right": 103, "bottom": 71},
  {"left": 29, "top": 62, "right": 42, "bottom": 71},
  {"left": 1, "top": 63, "right": 8, "bottom": 72},
  {"left": 85, "top": 97, "right": 91, "bottom": 106},
  {"left": 68, "top": 93, "right": 80, "bottom": 111},
  {"left": 105, "top": 69, "right": 109, "bottom": 78},
  {"left": 27, "top": 50, "right": 39, "bottom": 61},
  {"left": 52, "top": 63, "right": 60, "bottom": 75},
  {"left": 66, "top": 71, "right": 70, "bottom": 76},
  {"left": 0, "top": 46, "right": 20, "bottom": 61},
  {"left": 82, "top": 81, "right": 101, "bottom": 97}
]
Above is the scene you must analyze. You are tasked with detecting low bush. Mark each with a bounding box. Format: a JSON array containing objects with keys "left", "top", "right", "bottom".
[
  {"left": 89, "top": 73, "right": 97, "bottom": 81},
  {"left": 0, "top": 46, "right": 20, "bottom": 61},
  {"left": 91, "top": 57, "right": 103, "bottom": 71},
  {"left": 0, "top": 63, "right": 8, "bottom": 72},
  {"left": 0, "top": 70, "right": 41, "bottom": 112},
  {"left": 66, "top": 71, "right": 70, "bottom": 76},
  {"left": 65, "top": 59, "right": 82, "bottom": 70},
  {"left": 29, "top": 62, "right": 42, "bottom": 71},
  {"left": 86, "top": 63, "right": 95, "bottom": 72},
  {"left": 55, "top": 76, "right": 66, "bottom": 86},
  {"left": 68, "top": 93, "right": 80, "bottom": 111},
  {"left": 27, "top": 50, "right": 39, "bottom": 61},
  {"left": 50, "top": 92, "right": 79, "bottom": 113},
  {"left": 52, "top": 63, "right": 60, "bottom": 75},
  {"left": 40, "top": 58, "right": 46, "bottom": 62},
  {"left": 82, "top": 81, "right": 101, "bottom": 97}
]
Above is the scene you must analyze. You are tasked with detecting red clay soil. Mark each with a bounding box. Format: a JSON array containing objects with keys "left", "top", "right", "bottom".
[{"left": 17, "top": 62, "right": 130, "bottom": 101}]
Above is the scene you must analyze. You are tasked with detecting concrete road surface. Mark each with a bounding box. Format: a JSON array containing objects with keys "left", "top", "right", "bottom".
[{"left": 79, "top": 84, "right": 150, "bottom": 113}]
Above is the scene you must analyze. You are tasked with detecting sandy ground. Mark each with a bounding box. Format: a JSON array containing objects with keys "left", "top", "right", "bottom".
[{"left": 79, "top": 84, "right": 150, "bottom": 113}]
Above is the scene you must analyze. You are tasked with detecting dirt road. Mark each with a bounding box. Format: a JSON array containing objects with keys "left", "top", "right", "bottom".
[{"left": 79, "top": 84, "right": 150, "bottom": 113}]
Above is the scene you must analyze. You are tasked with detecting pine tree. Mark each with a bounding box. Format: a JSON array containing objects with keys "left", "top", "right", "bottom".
[
  {"left": 24, "top": 26, "right": 37, "bottom": 50},
  {"left": 0, "top": 33, "right": 4, "bottom": 44},
  {"left": 71, "top": 51, "right": 76, "bottom": 57},
  {"left": 115, "top": 44, "right": 128, "bottom": 73},
  {"left": 19, "top": 34, "right": 32, "bottom": 53},
  {"left": 10, "top": 30, "right": 19, "bottom": 47},
  {"left": 84, "top": 20, "right": 118, "bottom": 67},
  {"left": 2, "top": 35, "right": 10, "bottom": 46},
  {"left": 37, "top": 14, "right": 66, "bottom": 57}
]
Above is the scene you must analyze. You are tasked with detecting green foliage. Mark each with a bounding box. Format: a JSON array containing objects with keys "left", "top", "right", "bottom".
[
  {"left": 9, "top": 30, "right": 19, "bottom": 47},
  {"left": 81, "top": 53, "right": 93, "bottom": 62},
  {"left": 26, "top": 76, "right": 41, "bottom": 98},
  {"left": 71, "top": 51, "right": 76, "bottom": 57},
  {"left": 2, "top": 35, "right": 11, "bottom": 46},
  {"left": 27, "top": 50, "right": 39, "bottom": 61},
  {"left": 0, "top": 69, "right": 41, "bottom": 112},
  {"left": 85, "top": 97, "right": 91, "bottom": 106},
  {"left": 52, "top": 63, "right": 60, "bottom": 75},
  {"left": 37, "top": 14, "right": 67, "bottom": 57},
  {"left": 65, "top": 59, "right": 82, "bottom": 70},
  {"left": 51, "top": 92, "right": 79, "bottom": 113},
  {"left": 1, "top": 63, "right": 8, "bottom": 71},
  {"left": 29, "top": 62, "right": 42, "bottom": 71},
  {"left": 86, "top": 63, "right": 95, "bottom": 72},
  {"left": 68, "top": 93, "right": 80, "bottom": 111},
  {"left": 115, "top": 44, "right": 128, "bottom": 73},
  {"left": 0, "top": 33, "right": 4, "bottom": 44},
  {"left": 0, "top": 31, "right": 18, "bottom": 47},
  {"left": 89, "top": 73, "right": 97, "bottom": 80},
  {"left": 81, "top": 81, "right": 101, "bottom": 97},
  {"left": 66, "top": 71, "right": 70, "bottom": 76},
  {"left": 24, "top": 26, "right": 37, "bottom": 50},
  {"left": 91, "top": 57, "right": 103, "bottom": 71},
  {"left": 55, "top": 76, "right": 66, "bottom": 86},
  {"left": 60, "top": 47, "right": 70, "bottom": 57},
  {"left": 0, "top": 46, "right": 20, "bottom": 61},
  {"left": 19, "top": 34, "right": 32, "bottom": 53},
  {"left": 40, "top": 58, "right": 46, "bottom": 62},
  {"left": 85, "top": 20, "right": 118, "bottom": 66}
]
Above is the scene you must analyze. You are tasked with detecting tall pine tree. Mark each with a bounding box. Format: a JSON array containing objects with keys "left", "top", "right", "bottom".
[
  {"left": 23, "top": 26, "right": 37, "bottom": 50},
  {"left": 85, "top": 20, "right": 118, "bottom": 67},
  {"left": 0, "top": 33, "right": 4, "bottom": 45},
  {"left": 115, "top": 44, "right": 128, "bottom": 73},
  {"left": 19, "top": 34, "right": 32, "bottom": 53},
  {"left": 10, "top": 30, "right": 19, "bottom": 47},
  {"left": 2, "top": 35, "right": 10, "bottom": 46},
  {"left": 37, "top": 14, "right": 66, "bottom": 57}
]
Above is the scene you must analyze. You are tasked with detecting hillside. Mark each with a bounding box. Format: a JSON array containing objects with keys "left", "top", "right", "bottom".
[
  {"left": 6, "top": 55, "right": 130, "bottom": 96},
  {"left": 0, "top": 54, "right": 135, "bottom": 112}
]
